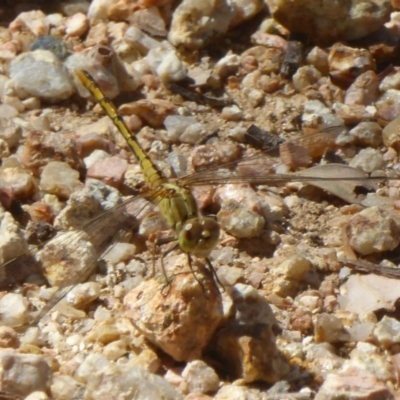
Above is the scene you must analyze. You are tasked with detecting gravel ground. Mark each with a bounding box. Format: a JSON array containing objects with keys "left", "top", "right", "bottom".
[{"left": 1, "top": 1, "right": 400, "bottom": 399}]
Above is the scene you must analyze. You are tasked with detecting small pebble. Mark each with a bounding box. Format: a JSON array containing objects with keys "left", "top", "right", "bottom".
[
  {"left": 328, "top": 43, "right": 375, "bottom": 87},
  {"left": 348, "top": 121, "right": 382, "bottom": 147},
  {"left": 83, "top": 149, "right": 110, "bottom": 169},
  {"left": 349, "top": 148, "right": 384, "bottom": 173},
  {"left": 0, "top": 349, "right": 51, "bottom": 395},
  {"left": 373, "top": 315, "right": 400, "bottom": 348},
  {"left": 306, "top": 46, "right": 329, "bottom": 75},
  {"left": 50, "top": 375, "right": 84, "bottom": 400},
  {"left": 376, "top": 89, "right": 400, "bottom": 123},
  {"left": 103, "top": 242, "right": 136, "bottom": 264},
  {"left": 65, "top": 12, "right": 89, "bottom": 37},
  {"left": 119, "top": 99, "right": 175, "bottom": 128},
  {"left": 129, "top": 6, "right": 167, "bottom": 37},
  {"left": 382, "top": 113, "right": 400, "bottom": 150},
  {"left": 0, "top": 211, "right": 28, "bottom": 264},
  {"left": 0, "top": 326, "right": 20, "bottom": 348},
  {"left": 298, "top": 295, "right": 321, "bottom": 311},
  {"left": 314, "top": 313, "right": 350, "bottom": 343},
  {"left": 347, "top": 206, "right": 400, "bottom": 255},
  {"left": 292, "top": 65, "right": 322, "bottom": 91},
  {"left": 347, "top": 342, "right": 396, "bottom": 382},
  {"left": 2, "top": 95, "right": 25, "bottom": 113},
  {"left": 124, "top": 25, "right": 160, "bottom": 54},
  {"left": 168, "top": 0, "right": 234, "bottom": 49},
  {"left": 333, "top": 102, "right": 375, "bottom": 125},
  {"left": 9, "top": 50, "right": 74, "bottom": 101},
  {"left": 40, "top": 161, "right": 83, "bottom": 198},
  {"left": 217, "top": 200, "right": 265, "bottom": 238},
  {"left": 181, "top": 360, "right": 220, "bottom": 394},
  {"left": 344, "top": 70, "right": 380, "bottom": 106},
  {"left": 103, "top": 340, "right": 128, "bottom": 361},
  {"left": 0, "top": 104, "right": 19, "bottom": 118},
  {"left": 0, "top": 293, "right": 29, "bottom": 327},
  {"left": 30, "top": 35, "right": 69, "bottom": 59},
  {"left": 87, "top": 156, "right": 128, "bottom": 188},
  {"left": 85, "top": 361, "right": 183, "bottom": 399},
  {"left": 66, "top": 282, "right": 101, "bottom": 307},
  {"left": 213, "top": 53, "right": 240, "bottom": 79},
  {"left": 379, "top": 68, "right": 400, "bottom": 92},
  {"left": 1, "top": 167, "right": 35, "bottom": 198},
  {"left": 273, "top": 256, "right": 312, "bottom": 280},
  {"left": 146, "top": 46, "right": 187, "bottom": 82},
  {"left": 179, "top": 123, "right": 206, "bottom": 144},
  {"left": 315, "top": 370, "right": 393, "bottom": 400},
  {"left": 244, "top": 88, "right": 264, "bottom": 107},
  {"left": 9, "top": 10, "right": 49, "bottom": 36},
  {"left": 221, "top": 105, "right": 243, "bottom": 121},
  {"left": 164, "top": 115, "right": 197, "bottom": 143},
  {"left": 217, "top": 265, "right": 244, "bottom": 287},
  {"left": 22, "top": 97, "right": 41, "bottom": 110}
]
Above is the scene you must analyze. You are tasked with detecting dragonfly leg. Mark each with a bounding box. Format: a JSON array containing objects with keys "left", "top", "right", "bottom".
[
  {"left": 150, "top": 243, "right": 156, "bottom": 278},
  {"left": 157, "top": 243, "right": 221, "bottom": 298},
  {"left": 205, "top": 257, "right": 225, "bottom": 293},
  {"left": 160, "top": 254, "right": 172, "bottom": 297},
  {"left": 187, "top": 253, "right": 209, "bottom": 298},
  {"left": 159, "top": 241, "right": 179, "bottom": 296}
]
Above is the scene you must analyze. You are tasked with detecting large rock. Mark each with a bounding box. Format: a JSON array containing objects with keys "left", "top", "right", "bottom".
[
  {"left": 124, "top": 271, "right": 224, "bottom": 362},
  {"left": 168, "top": 0, "right": 234, "bottom": 49},
  {"left": 264, "top": 0, "right": 392, "bottom": 44}
]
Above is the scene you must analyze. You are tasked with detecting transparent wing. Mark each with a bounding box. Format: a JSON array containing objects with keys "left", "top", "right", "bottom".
[
  {"left": 179, "top": 127, "right": 391, "bottom": 204},
  {"left": 0, "top": 192, "right": 158, "bottom": 327}
]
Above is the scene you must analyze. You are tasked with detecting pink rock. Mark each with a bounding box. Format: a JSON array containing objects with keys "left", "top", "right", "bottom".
[
  {"left": 75, "top": 132, "right": 115, "bottom": 158},
  {"left": 87, "top": 156, "right": 128, "bottom": 188},
  {"left": 251, "top": 32, "right": 288, "bottom": 51},
  {"left": 315, "top": 370, "right": 394, "bottom": 400},
  {"left": 1, "top": 167, "right": 35, "bottom": 198}
]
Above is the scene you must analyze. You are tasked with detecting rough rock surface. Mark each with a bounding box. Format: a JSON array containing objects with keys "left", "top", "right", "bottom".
[
  {"left": 265, "top": 0, "right": 392, "bottom": 43},
  {"left": 124, "top": 273, "right": 224, "bottom": 362}
]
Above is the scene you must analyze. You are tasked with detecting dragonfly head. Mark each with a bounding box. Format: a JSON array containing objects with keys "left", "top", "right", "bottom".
[{"left": 178, "top": 217, "right": 220, "bottom": 258}]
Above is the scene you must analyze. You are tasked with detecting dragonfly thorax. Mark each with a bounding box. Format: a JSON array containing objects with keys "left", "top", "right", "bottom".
[{"left": 178, "top": 217, "right": 220, "bottom": 258}]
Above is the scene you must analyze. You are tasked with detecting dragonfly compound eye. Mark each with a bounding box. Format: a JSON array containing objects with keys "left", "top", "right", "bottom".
[{"left": 178, "top": 217, "right": 220, "bottom": 258}]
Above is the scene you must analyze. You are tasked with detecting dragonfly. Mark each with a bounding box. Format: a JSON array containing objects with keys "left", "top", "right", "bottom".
[{"left": 0, "top": 70, "right": 392, "bottom": 328}]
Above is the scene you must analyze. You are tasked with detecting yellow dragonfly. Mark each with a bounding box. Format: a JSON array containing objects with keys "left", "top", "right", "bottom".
[
  {"left": 76, "top": 70, "right": 221, "bottom": 277},
  {"left": 0, "top": 70, "right": 386, "bottom": 326}
]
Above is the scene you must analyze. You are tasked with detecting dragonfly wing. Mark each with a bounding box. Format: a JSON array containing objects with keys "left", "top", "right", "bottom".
[
  {"left": 0, "top": 191, "right": 158, "bottom": 327},
  {"left": 180, "top": 126, "right": 387, "bottom": 204},
  {"left": 292, "top": 164, "right": 378, "bottom": 204},
  {"left": 181, "top": 161, "right": 380, "bottom": 204}
]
